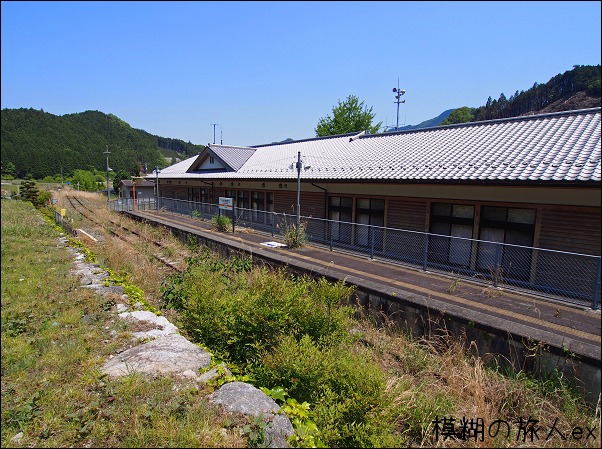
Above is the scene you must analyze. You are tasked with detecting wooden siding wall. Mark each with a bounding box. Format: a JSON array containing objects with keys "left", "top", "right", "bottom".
[
  {"left": 213, "top": 187, "right": 226, "bottom": 201},
  {"left": 273, "top": 191, "right": 297, "bottom": 215},
  {"left": 386, "top": 199, "right": 428, "bottom": 231},
  {"left": 158, "top": 184, "right": 600, "bottom": 256},
  {"left": 300, "top": 192, "right": 327, "bottom": 218},
  {"left": 539, "top": 206, "right": 601, "bottom": 256}
]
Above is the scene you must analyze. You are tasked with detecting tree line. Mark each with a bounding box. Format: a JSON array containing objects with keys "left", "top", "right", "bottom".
[
  {"left": 1, "top": 108, "right": 205, "bottom": 180},
  {"left": 441, "top": 64, "right": 601, "bottom": 125}
]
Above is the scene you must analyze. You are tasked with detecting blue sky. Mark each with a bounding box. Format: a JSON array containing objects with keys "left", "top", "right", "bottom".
[{"left": 2, "top": 1, "right": 600, "bottom": 147}]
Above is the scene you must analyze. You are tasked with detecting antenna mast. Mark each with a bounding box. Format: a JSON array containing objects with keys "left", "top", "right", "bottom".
[
  {"left": 392, "top": 78, "right": 406, "bottom": 131},
  {"left": 210, "top": 123, "right": 219, "bottom": 144}
]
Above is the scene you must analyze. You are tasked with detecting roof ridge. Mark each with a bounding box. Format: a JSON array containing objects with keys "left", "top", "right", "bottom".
[
  {"left": 252, "top": 131, "right": 367, "bottom": 148},
  {"left": 209, "top": 143, "right": 256, "bottom": 150},
  {"left": 371, "top": 107, "right": 601, "bottom": 138}
]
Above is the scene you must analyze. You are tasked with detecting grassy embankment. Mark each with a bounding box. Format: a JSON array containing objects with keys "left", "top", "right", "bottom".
[
  {"left": 1, "top": 192, "right": 600, "bottom": 447},
  {"left": 1, "top": 198, "right": 244, "bottom": 447}
]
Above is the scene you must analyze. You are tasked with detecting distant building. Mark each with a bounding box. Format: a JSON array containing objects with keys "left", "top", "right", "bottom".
[{"left": 118, "top": 179, "right": 156, "bottom": 200}]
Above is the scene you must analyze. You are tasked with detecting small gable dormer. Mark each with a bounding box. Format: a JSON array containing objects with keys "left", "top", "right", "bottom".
[{"left": 187, "top": 144, "right": 256, "bottom": 174}]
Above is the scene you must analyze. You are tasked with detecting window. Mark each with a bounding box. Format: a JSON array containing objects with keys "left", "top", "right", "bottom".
[
  {"left": 429, "top": 203, "right": 475, "bottom": 267},
  {"left": 477, "top": 206, "right": 536, "bottom": 280},
  {"left": 225, "top": 190, "right": 237, "bottom": 204},
  {"left": 188, "top": 188, "right": 210, "bottom": 203},
  {"left": 329, "top": 196, "right": 353, "bottom": 244},
  {"left": 356, "top": 198, "right": 385, "bottom": 248},
  {"left": 251, "top": 191, "right": 266, "bottom": 222}
]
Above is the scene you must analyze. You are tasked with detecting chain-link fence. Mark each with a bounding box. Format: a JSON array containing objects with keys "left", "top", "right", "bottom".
[
  {"left": 52, "top": 209, "right": 77, "bottom": 236},
  {"left": 113, "top": 197, "right": 601, "bottom": 309},
  {"left": 110, "top": 197, "right": 158, "bottom": 212}
]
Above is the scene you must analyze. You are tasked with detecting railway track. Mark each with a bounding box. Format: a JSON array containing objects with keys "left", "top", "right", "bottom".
[{"left": 63, "top": 194, "right": 184, "bottom": 272}]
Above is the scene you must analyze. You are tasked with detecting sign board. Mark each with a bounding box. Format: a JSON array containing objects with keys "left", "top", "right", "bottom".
[
  {"left": 218, "top": 197, "right": 233, "bottom": 210},
  {"left": 260, "top": 241, "right": 287, "bottom": 248}
]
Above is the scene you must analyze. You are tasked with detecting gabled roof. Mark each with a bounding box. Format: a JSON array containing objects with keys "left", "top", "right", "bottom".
[
  {"left": 167, "top": 145, "right": 256, "bottom": 174},
  {"left": 156, "top": 155, "right": 199, "bottom": 175},
  {"left": 119, "top": 179, "right": 156, "bottom": 188},
  {"left": 153, "top": 108, "right": 601, "bottom": 183},
  {"left": 207, "top": 144, "right": 256, "bottom": 171}
]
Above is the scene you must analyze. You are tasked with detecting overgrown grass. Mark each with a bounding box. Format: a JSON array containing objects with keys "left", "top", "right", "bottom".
[
  {"left": 161, "top": 246, "right": 601, "bottom": 447},
  {"left": 1, "top": 199, "right": 244, "bottom": 447},
  {"left": 211, "top": 214, "right": 232, "bottom": 232},
  {"left": 3, "top": 193, "right": 600, "bottom": 448}
]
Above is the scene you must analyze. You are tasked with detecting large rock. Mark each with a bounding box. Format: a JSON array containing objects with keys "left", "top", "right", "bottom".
[
  {"left": 208, "top": 382, "right": 294, "bottom": 448},
  {"left": 118, "top": 310, "right": 179, "bottom": 339},
  {"left": 102, "top": 333, "right": 211, "bottom": 379}
]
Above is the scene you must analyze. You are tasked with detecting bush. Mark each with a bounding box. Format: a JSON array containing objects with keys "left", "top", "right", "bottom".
[
  {"left": 211, "top": 214, "right": 232, "bottom": 232},
  {"left": 280, "top": 220, "right": 307, "bottom": 249},
  {"left": 36, "top": 190, "right": 52, "bottom": 207},
  {"left": 253, "top": 335, "right": 398, "bottom": 447},
  {"left": 166, "top": 256, "right": 355, "bottom": 365}
]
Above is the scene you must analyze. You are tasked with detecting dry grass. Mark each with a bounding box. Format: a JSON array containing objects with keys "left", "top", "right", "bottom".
[
  {"left": 15, "top": 189, "right": 599, "bottom": 448},
  {"left": 1, "top": 197, "right": 246, "bottom": 447},
  {"left": 350, "top": 308, "right": 600, "bottom": 447},
  {"left": 54, "top": 190, "right": 191, "bottom": 309},
  {"left": 353, "top": 314, "right": 600, "bottom": 447}
]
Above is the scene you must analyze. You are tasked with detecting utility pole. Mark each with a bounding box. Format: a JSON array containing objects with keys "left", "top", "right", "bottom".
[
  {"left": 155, "top": 165, "right": 160, "bottom": 210},
  {"left": 296, "top": 152, "right": 302, "bottom": 230},
  {"left": 104, "top": 145, "right": 110, "bottom": 209}
]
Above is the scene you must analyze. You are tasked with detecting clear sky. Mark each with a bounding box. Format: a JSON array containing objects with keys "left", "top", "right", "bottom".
[{"left": 2, "top": 1, "right": 600, "bottom": 147}]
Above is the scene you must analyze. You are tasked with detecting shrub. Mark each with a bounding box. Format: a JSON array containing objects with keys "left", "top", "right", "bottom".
[
  {"left": 211, "top": 214, "right": 232, "bottom": 232},
  {"left": 280, "top": 220, "right": 307, "bottom": 249},
  {"left": 36, "top": 190, "right": 52, "bottom": 207},
  {"left": 253, "top": 334, "right": 397, "bottom": 447},
  {"left": 167, "top": 257, "right": 355, "bottom": 365}
]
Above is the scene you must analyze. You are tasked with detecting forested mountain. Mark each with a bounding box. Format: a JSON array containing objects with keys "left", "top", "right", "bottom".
[
  {"left": 1, "top": 109, "right": 205, "bottom": 179},
  {"left": 394, "top": 109, "right": 454, "bottom": 131},
  {"left": 441, "top": 64, "right": 601, "bottom": 126}
]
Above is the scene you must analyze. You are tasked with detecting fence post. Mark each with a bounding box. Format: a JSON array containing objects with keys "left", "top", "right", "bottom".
[
  {"left": 370, "top": 226, "right": 374, "bottom": 259},
  {"left": 494, "top": 243, "right": 503, "bottom": 288},
  {"left": 330, "top": 220, "right": 334, "bottom": 251},
  {"left": 592, "top": 257, "right": 601, "bottom": 310},
  {"left": 423, "top": 233, "right": 429, "bottom": 271}
]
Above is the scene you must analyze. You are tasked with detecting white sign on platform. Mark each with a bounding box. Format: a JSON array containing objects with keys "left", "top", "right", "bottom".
[
  {"left": 218, "top": 197, "right": 233, "bottom": 210},
  {"left": 260, "top": 241, "right": 287, "bottom": 248}
]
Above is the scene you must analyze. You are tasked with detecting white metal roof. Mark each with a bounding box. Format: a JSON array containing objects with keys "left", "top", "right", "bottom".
[
  {"left": 207, "top": 144, "right": 256, "bottom": 171},
  {"left": 154, "top": 108, "right": 601, "bottom": 183}
]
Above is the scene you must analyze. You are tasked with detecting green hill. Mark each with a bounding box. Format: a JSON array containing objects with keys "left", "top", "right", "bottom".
[
  {"left": 440, "top": 64, "right": 601, "bottom": 126},
  {"left": 0, "top": 109, "right": 205, "bottom": 179}
]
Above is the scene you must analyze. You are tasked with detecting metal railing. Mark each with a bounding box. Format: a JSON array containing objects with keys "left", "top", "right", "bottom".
[
  {"left": 112, "top": 197, "right": 601, "bottom": 309},
  {"left": 52, "top": 209, "right": 77, "bottom": 236},
  {"left": 110, "top": 197, "right": 158, "bottom": 212}
]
